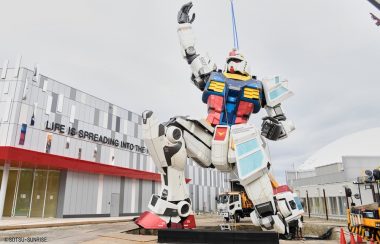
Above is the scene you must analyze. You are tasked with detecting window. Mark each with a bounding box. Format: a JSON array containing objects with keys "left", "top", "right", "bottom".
[
  {"left": 218, "top": 195, "right": 228, "bottom": 204},
  {"left": 22, "top": 78, "right": 29, "bottom": 100},
  {"left": 311, "top": 197, "right": 323, "bottom": 214},
  {"left": 70, "top": 105, "right": 76, "bottom": 123},
  {"left": 46, "top": 95, "right": 52, "bottom": 115},
  {"left": 338, "top": 197, "right": 346, "bottom": 215},
  {"left": 43, "top": 79, "right": 48, "bottom": 92},
  {"left": 14, "top": 55, "right": 21, "bottom": 78},
  {"left": 309, "top": 198, "right": 314, "bottom": 214},
  {"left": 289, "top": 200, "right": 297, "bottom": 210},
  {"left": 329, "top": 197, "right": 338, "bottom": 215},
  {"left": 57, "top": 94, "right": 64, "bottom": 113},
  {"left": 233, "top": 195, "right": 239, "bottom": 202}
]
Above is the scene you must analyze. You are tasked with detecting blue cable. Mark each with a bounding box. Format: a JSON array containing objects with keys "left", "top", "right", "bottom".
[{"left": 230, "top": 0, "right": 239, "bottom": 50}]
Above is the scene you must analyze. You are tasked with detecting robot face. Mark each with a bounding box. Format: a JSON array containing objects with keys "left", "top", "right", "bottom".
[{"left": 225, "top": 50, "right": 251, "bottom": 76}]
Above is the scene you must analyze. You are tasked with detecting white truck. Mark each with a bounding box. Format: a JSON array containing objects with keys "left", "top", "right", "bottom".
[{"left": 217, "top": 191, "right": 253, "bottom": 223}]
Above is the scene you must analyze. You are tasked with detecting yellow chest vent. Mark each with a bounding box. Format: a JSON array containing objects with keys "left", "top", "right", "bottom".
[
  {"left": 208, "top": 81, "right": 225, "bottom": 93},
  {"left": 243, "top": 87, "right": 260, "bottom": 99}
]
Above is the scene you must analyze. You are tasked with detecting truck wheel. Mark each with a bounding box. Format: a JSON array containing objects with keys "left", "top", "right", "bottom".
[
  {"left": 234, "top": 214, "right": 240, "bottom": 223},
  {"left": 224, "top": 217, "right": 230, "bottom": 222}
]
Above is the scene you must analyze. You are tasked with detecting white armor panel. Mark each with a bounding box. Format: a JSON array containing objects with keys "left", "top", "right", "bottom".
[
  {"left": 148, "top": 194, "right": 178, "bottom": 215},
  {"left": 142, "top": 114, "right": 168, "bottom": 174},
  {"left": 183, "top": 131, "right": 211, "bottom": 168},
  {"left": 176, "top": 117, "right": 213, "bottom": 147},
  {"left": 211, "top": 125, "right": 233, "bottom": 171},
  {"left": 262, "top": 76, "right": 293, "bottom": 108},
  {"left": 231, "top": 124, "right": 269, "bottom": 186},
  {"left": 269, "top": 215, "right": 286, "bottom": 234},
  {"left": 177, "top": 23, "right": 216, "bottom": 84},
  {"left": 280, "top": 119, "right": 295, "bottom": 137},
  {"left": 190, "top": 54, "right": 216, "bottom": 82},
  {"left": 166, "top": 163, "right": 188, "bottom": 201},
  {"left": 177, "top": 23, "right": 195, "bottom": 58},
  {"left": 250, "top": 211, "right": 261, "bottom": 226}
]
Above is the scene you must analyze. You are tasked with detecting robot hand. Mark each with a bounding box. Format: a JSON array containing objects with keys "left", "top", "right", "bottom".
[
  {"left": 261, "top": 116, "right": 285, "bottom": 141},
  {"left": 177, "top": 2, "right": 195, "bottom": 24}
]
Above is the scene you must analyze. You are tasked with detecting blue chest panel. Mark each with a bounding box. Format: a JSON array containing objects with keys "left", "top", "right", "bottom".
[{"left": 202, "top": 72, "right": 263, "bottom": 125}]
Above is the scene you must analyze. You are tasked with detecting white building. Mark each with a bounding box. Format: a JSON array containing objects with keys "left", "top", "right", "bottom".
[
  {"left": 286, "top": 128, "right": 380, "bottom": 219},
  {"left": 0, "top": 62, "right": 230, "bottom": 219}
]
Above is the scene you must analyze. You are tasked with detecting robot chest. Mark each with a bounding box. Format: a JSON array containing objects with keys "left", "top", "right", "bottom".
[
  {"left": 205, "top": 81, "right": 261, "bottom": 111},
  {"left": 204, "top": 80, "right": 260, "bottom": 102}
]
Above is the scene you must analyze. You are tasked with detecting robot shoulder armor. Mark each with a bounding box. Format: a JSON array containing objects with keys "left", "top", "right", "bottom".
[
  {"left": 209, "top": 71, "right": 226, "bottom": 83},
  {"left": 261, "top": 77, "right": 294, "bottom": 107}
]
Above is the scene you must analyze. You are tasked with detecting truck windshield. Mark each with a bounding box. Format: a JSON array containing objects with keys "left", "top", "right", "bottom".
[
  {"left": 294, "top": 196, "right": 303, "bottom": 210},
  {"left": 218, "top": 195, "right": 229, "bottom": 204}
]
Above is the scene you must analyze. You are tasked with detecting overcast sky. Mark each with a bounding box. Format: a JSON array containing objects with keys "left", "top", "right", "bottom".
[{"left": 1, "top": 0, "right": 379, "bottom": 183}]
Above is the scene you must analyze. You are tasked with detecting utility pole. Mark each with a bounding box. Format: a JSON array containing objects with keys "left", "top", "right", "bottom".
[
  {"left": 323, "top": 189, "right": 328, "bottom": 220},
  {"left": 306, "top": 190, "right": 311, "bottom": 218}
]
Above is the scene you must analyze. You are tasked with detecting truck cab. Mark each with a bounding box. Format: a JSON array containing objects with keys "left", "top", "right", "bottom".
[{"left": 217, "top": 191, "right": 253, "bottom": 222}]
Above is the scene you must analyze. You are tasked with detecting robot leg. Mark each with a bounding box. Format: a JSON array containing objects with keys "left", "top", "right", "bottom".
[
  {"left": 135, "top": 111, "right": 195, "bottom": 229},
  {"left": 231, "top": 124, "right": 286, "bottom": 234}
]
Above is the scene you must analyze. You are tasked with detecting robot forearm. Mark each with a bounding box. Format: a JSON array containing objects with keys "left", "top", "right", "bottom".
[
  {"left": 177, "top": 23, "right": 198, "bottom": 64},
  {"left": 178, "top": 23, "right": 216, "bottom": 90},
  {"left": 260, "top": 77, "right": 295, "bottom": 140}
]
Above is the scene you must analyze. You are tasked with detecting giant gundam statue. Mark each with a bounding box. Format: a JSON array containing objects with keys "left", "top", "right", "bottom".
[{"left": 135, "top": 2, "right": 304, "bottom": 236}]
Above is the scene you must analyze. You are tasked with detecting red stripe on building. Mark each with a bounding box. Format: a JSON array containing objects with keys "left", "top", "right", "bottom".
[{"left": 0, "top": 146, "right": 191, "bottom": 183}]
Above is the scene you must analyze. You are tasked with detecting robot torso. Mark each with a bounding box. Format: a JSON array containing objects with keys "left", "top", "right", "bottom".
[{"left": 202, "top": 71, "right": 264, "bottom": 126}]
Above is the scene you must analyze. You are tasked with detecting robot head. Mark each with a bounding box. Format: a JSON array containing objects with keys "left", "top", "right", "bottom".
[{"left": 225, "top": 49, "right": 250, "bottom": 76}]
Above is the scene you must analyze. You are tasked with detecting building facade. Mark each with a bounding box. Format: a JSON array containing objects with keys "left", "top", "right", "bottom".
[
  {"left": 287, "top": 156, "right": 380, "bottom": 220},
  {"left": 0, "top": 63, "right": 230, "bottom": 218}
]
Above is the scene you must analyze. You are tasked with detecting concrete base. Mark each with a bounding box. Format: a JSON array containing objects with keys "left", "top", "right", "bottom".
[{"left": 158, "top": 229, "right": 279, "bottom": 244}]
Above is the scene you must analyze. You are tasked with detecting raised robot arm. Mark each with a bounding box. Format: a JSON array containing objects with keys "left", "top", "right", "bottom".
[
  {"left": 177, "top": 2, "right": 217, "bottom": 91},
  {"left": 260, "top": 77, "right": 295, "bottom": 140}
]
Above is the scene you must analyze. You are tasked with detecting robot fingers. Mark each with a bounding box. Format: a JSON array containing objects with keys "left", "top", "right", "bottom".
[
  {"left": 261, "top": 117, "right": 295, "bottom": 141},
  {"left": 177, "top": 2, "right": 196, "bottom": 24}
]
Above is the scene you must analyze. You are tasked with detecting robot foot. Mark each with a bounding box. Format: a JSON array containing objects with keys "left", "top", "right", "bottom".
[
  {"left": 135, "top": 211, "right": 196, "bottom": 229},
  {"left": 135, "top": 211, "right": 167, "bottom": 229}
]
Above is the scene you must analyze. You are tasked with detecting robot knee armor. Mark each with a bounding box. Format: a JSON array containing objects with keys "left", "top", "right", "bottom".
[
  {"left": 178, "top": 200, "right": 192, "bottom": 217},
  {"left": 166, "top": 126, "right": 183, "bottom": 143}
]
